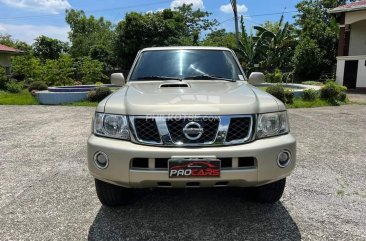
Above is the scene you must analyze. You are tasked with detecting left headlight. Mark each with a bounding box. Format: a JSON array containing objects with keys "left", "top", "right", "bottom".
[
  {"left": 256, "top": 111, "right": 289, "bottom": 139},
  {"left": 93, "top": 113, "right": 130, "bottom": 140}
]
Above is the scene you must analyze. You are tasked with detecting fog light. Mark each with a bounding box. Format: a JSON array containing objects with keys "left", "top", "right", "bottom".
[
  {"left": 94, "top": 151, "right": 109, "bottom": 169},
  {"left": 277, "top": 151, "right": 291, "bottom": 168}
]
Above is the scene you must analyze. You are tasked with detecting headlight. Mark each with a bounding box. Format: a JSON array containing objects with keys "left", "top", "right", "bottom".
[
  {"left": 93, "top": 113, "right": 130, "bottom": 140},
  {"left": 256, "top": 111, "right": 289, "bottom": 138}
]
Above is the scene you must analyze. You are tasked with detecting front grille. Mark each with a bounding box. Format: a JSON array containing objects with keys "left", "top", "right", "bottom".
[
  {"left": 166, "top": 118, "right": 219, "bottom": 144},
  {"left": 134, "top": 118, "right": 161, "bottom": 143},
  {"left": 130, "top": 115, "right": 253, "bottom": 146},
  {"left": 226, "top": 117, "right": 252, "bottom": 142}
]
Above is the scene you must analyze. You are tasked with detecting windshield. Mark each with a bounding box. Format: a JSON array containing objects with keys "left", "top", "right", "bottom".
[{"left": 129, "top": 50, "right": 244, "bottom": 81}]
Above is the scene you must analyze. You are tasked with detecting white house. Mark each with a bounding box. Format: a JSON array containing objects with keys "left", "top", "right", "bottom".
[
  {"left": 330, "top": 1, "right": 366, "bottom": 90},
  {"left": 0, "top": 44, "right": 24, "bottom": 78}
]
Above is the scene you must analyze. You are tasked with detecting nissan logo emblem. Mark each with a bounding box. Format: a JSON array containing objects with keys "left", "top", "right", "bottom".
[{"left": 183, "top": 122, "right": 204, "bottom": 140}]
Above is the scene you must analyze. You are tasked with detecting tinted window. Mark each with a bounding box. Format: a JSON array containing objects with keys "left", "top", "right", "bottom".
[{"left": 129, "top": 50, "right": 243, "bottom": 81}]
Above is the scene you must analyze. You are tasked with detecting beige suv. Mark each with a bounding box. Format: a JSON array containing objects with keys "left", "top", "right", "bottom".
[{"left": 87, "top": 47, "right": 296, "bottom": 206}]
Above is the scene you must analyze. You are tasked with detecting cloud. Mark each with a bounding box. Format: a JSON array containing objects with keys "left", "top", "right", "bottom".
[
  {"left": 0, "top": 0, "right": 71, "bottom": 14},
  {"left": 220, "top": 3, "right": 248, "bottom": 14},
  {"left": 0, "top": 23, "right": 69, "bottom": 43},
  {"left": 170, "top": 0, "right": 204, "bottom": 10},
  {"left": 146, "top": 8, "right": 165, "bottom": 14}
]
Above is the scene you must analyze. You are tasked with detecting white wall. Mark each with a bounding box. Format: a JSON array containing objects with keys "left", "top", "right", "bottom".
[
  {"left": 349, "top": 20, "right": 366, "bottom": 56},
  {"left": 336, "top": 56, "right": 366, "bottom": 88},
  {"left": 356, "top": 59, "right": 366, "bottom": 87},
  {"left": 336, "top": 59, "right": 345, "bottom": 85}
]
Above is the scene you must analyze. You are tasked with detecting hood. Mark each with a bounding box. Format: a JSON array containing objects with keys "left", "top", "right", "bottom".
[{"left": 102, "top": 80, "right": 282, "bottom": 115}]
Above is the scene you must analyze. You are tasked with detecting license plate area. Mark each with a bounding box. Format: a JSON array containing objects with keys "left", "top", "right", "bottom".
[{"left": 168, "top": 159, "right": 221, "bottom": 178}]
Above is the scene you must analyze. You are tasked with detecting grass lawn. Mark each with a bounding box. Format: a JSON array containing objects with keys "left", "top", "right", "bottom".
[
  {"left": 65, "top": 101, "right": 98, "bottom": 107},
  {"left": 0, "top": 90, "right": 99, "bottom": 106},
  {"left": 287, "top": 98, "right": 333, "bottom": 108},
  {"left": 258, "top": 86, "right": 294, "bottom": 92},
  {"left": 0, "top": 90, "right": 38, "bottom": 105}
]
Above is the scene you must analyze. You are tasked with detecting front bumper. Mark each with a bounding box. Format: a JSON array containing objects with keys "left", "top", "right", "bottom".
[{"left": 87, "top": 134, "right": 296, "bottom": 188}]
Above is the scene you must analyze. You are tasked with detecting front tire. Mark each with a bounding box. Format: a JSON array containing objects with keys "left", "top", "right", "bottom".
[
  {"left": 94, "top": 179, "right": 134, "bottom": 206},
  {"left": 252, "top": 178, "right": 286, "bottom": 203}
]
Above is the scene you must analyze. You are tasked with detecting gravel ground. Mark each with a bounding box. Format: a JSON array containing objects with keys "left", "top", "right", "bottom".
[{"left": 0, "top": 105, "right": 365, "bottom": 240}]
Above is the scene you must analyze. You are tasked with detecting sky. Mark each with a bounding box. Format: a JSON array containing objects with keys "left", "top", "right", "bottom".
[{"left": 0, "top": 0, "right": 301, "bottom": 44}]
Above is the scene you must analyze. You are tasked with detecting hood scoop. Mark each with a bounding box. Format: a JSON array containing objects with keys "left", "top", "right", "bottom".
[{"left": 159, "top": 82, "right": 190, "bottom": 88}]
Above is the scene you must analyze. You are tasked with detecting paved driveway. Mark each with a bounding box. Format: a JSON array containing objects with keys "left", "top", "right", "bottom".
[{"left": 0, "top": 105, "right": 365, "bottom": 240}]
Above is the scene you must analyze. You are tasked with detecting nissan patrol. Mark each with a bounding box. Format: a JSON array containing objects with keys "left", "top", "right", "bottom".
[{"left": 87, "top": 46, "right": 296, "bottom": 206}]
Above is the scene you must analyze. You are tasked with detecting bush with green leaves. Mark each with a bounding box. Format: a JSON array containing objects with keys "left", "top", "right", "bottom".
[
  {"left": 6, "top": 81, "right": 23, "bottom": 93},
  {"left": 87, "top": 86, "right": 111, "bottom": 102},
  {"left": 266, "top": 84, "right": 285, "bottom": 102},
  {"left": 285, "top": 90, "right": 294, "bottom": 104},
  {"left": 302, "top": 89, "right": 319, "bottom": 101},
  {"left": 320, "top": 80, "right": 347, "bottom": 105},
  {"left": 265, "top": 69, "right": 283, "bottom": 83},
  {"left": 36, "top": 55, "right": 74, "bottom": 86},
  {"left": 338, "top": 92, "right": 347, "bottom": 102},
  {"left": 266, "top": 84, "right": 294, "bottom": 104},
  {"left": 28, "top": 81, "right": 48, "bottom": 92}
]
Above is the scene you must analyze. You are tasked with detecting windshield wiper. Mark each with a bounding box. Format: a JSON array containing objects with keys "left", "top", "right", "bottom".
[
  {"left": 184, "top": 75, "right": 236, "bottom": 82},
  {"left": 135, "top": 75, "right": 182, "bottom": 81}
]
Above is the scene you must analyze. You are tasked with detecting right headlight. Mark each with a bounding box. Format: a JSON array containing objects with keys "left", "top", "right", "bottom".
[
  {"left": 93, "top": 113, "right": 130, "bottom": 140},
  {"left": 256, "top": 111, "right": 289, "bottom": 139}
]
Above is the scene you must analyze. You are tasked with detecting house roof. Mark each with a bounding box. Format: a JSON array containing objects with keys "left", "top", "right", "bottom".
[
  {"left": 0, "top": 44, "right": 24, "bottom": 55},
  {"left": 329, "top": 0, "right": 366, "bottom": 13}
]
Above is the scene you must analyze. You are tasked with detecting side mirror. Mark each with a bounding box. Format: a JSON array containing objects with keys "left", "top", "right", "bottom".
[
  {"left": 248, "top": 72, "right": 265, "bottom": 85},
  {"left": 110, "top": 73, "right": 125, "bottom": 86}
]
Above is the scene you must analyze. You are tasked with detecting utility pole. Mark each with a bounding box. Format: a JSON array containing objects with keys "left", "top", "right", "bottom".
[{"left": 230, "top": 0, "right": 240, "bottom": 47}]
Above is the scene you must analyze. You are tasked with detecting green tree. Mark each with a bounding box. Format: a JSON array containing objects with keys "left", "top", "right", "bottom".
[
  {"left": 115, "top": 9, "right": 185, "bottom": 69},
  {"left": 65, "top": 10, "right": 115, "bottom": 59},
  {"left": 115, "top": 5, "right": 218, "bottom": 69},
  {"left": 202, "top": 29, "right": 237, "bottom": 49},
  {"left": 12, "top": 55, "right": 42, "bottom": 81},
  {"left": 293, "top": 0, "right": 348, "bottom": 79},
  {"left": 0, "top": 34, "right": 31, "bottom": 52},
  {"left": 36, "top": 55, "right": 74, "bottom": 86},
  {"left": 174, "top": 4, "right": 218, "bottom": 36},
  {"left": 293, "top": 36, "right": 323, "bottom": 78},
  {"left": 80, "top": 57, "right": 107, "bottom": 84},
  {"left": 32, "top": 35, "right": 69, "bottom": 62}
]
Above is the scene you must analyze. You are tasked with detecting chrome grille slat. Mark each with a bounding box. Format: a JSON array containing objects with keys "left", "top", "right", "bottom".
[{"left": 129, "top": 115, "right": 253, "bottom": 146}]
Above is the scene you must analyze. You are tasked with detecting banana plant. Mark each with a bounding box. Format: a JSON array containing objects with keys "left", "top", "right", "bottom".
[
  {"left": 253, "top": 15, "right": 296, "bottom": 69},
  {"left": 236, "top": 16, "right": 266, "bottom": 73}
]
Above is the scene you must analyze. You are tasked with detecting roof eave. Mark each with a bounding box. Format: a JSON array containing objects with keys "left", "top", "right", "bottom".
[
  {"left": 0, "top": 51, "right": 25, "bottom": 55},
  {"left": 329, "top": 6, "right": 366, "bottom": 14}
]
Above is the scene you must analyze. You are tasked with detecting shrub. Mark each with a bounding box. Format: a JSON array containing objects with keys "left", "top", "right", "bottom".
[
  {"left": 320, "top": 80, "right": 347, "bottom": 105},
  {"left": 6, "top": 81, "right": 23, "bottom": 93},
  {"left": 0, "top": 68, "right": 7, "bottom": 90},
  {"left": 302, "top": 89, "right": 319, "bottom": 101},
  {"left": 95, "top": 81, "right": 104, "bottom": 86},
  {"left": 36, "top": 55, "right": 74, "bottom": 86},
  {"left": 265, "top": 69, "right": 283, "bottom": 83},
  {"left": 87, "top": 86, "right": 111, "bottom": 102},
  {"left": 338, "top": 92, "right": 347, "bottom": 102},
  {"left": 22, "top": 78, "right": 34, "bottom": 88},
  {"left": 266, "top": 84, "right": 286, "bottom": 103},
  {"left": 28, "top": 81, "right": 48, "bottom": 92},
  {"left": 285, "top": 90, "right": 294, "bottom": 104}
]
